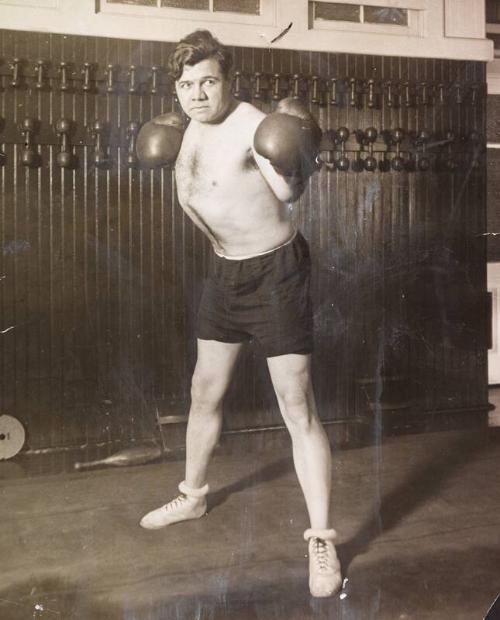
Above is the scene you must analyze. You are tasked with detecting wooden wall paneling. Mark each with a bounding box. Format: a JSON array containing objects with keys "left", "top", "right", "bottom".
[
  {"left": 95, "top": 34, "right": 112, "bottom": 433},
  {"left": 49, "top": 32, "right": 67, "bottom": 446},
  {"left": 69, "top": 36, "right": 88, "bottom": 449},
  {"left": 430, "top": 58, "right": 444, "bottom": 410},
  {"left": 425, "top": 58, "right": 439, "bottom": 412},
  {"left": 2, "top": 31, "right": 20, "bottom": 434},
  {"left": 421, "top": 58, "right": 434, "bottom": 413},
  {"left": 353, "top": 54, "right": 369, "bottom": 417},
  {"left": 468, "top": 62, "right": 482, "bottom": 407},
  {"left": 457, "top": 59, "right": 471, "bottom": 407},
  {"left": 409, "top": 57, "right": 425, "bottom": 412},
  {"left": 373, "top": 55, "right": 394, "bottom": 414},
  {"left": 4, "top": 31, "right": 23, "bottom": 438},
  {"left": 308, "top": 49, "right": 324, "bottom": 413},
  {"left": 473, "top": 61, "right": 488, "bottom": 407},
  {"left": 469, "top": 63, "right": 484, "bottom": 407},
  {"left": 0, "top": 31, "right": 5, "bottom": 421},
  {"left": 395, "top": 56, "right": 413, "bottom": 413},
  {"left": 445, "top": 59, "right": 459, "bottom": 410},
  {"left": 344, "top": 52, "right": 355, "bottom": 423},
  {"left": 329, "top": 52, "right": 346, "bottom": 421},
  {"left": 36, "top": 31, "right": 60, "bottom": 447},
  {"left": 366, "top": 52, "right": 383, "bottom": 421},
  {"left": 316, "top": 50, "right": 333, "bottom": 418},
  {"left": 323, "top": 51, "right": 336, "bottom": 419},
  {"left": 434, "top": 58, "right": 449, "bottom": 411},
  {"left": 0, "top": 28, "right": 489, "bottom": 451}
]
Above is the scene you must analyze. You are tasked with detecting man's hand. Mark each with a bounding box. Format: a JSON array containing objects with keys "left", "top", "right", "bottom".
[
  {"left": 253, "top": 98, "right": 322, "bottom": 181},
  {"left": 136, "top": 112, "right": 185, "bottom": 168}
]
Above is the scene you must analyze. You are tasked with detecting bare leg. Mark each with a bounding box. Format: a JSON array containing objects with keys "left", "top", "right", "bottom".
[
  {"left": 267, "top": 353, "right": 341, "bottom": 597},
  {"left": 140, "top": 338, "right": 242, "bottom": 529},
  {"left": 267, "top": 353, "right": 331, "bottom": 529},
  {"left": 185, "top": 338, "right": 242, "bottom": 488}
]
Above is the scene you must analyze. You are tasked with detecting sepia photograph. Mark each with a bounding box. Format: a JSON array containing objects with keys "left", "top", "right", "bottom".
[{"left": 0, "top": 0, "right": 499, "bottom": 618}]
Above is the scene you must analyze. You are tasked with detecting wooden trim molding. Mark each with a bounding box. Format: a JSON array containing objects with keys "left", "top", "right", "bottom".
[{"left": 0, "top": 0, "right": 493, "bottom": 61}]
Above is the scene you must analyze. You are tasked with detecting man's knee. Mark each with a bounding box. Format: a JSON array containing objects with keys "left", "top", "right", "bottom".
[
  {"left": 277, "top": 383, "right": 314, "bottom": 430},
  {"left": 190, "top": 371, "right": 228, "bottom": 409}
]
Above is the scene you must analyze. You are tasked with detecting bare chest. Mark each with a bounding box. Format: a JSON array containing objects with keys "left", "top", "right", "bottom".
[{"left": 175, "top": 125, "right": 253, "bottom": 205}]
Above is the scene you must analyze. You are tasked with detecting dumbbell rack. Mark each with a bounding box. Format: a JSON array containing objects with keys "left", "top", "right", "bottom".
[{"left": 0, "top": 59, "right": 486, "bottom": 173}]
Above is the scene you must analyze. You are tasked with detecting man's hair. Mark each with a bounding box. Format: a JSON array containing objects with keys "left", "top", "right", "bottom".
[{"left": 168, "top": 30, "right": 233, "bottom": 81}]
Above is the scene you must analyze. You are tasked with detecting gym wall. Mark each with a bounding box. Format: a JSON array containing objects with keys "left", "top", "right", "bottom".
[{"left": 0, "top": 29, "right": 489, "bottom": 452}]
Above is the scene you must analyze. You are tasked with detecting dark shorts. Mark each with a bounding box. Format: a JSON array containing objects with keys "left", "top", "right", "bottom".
[{"left": 196, "top": 231, "right": 313, "bottom": 358}]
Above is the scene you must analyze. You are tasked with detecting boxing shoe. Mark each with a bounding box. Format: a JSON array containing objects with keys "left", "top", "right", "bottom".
[
  {"left": 304, "top": 528, "right": 342, "bottom": 598},
  {"left": 140, "top": 480, "right": 208, "bottom": 530}
]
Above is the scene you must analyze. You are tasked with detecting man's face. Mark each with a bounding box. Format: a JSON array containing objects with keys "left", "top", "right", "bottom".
[{"left": 175, "top": 57, "right": 232, "bottom": 124}]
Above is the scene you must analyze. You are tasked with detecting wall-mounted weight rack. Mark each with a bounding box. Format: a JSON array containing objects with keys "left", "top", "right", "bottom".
[
  {"left": 319, "top": 128, "right": 485, "bottom": 172},
  {"left": 0, "top": 58, "right": 486, "bottom": 108},
  {"left": 0, "top": 114, "right": 485, "bottom": 173}
]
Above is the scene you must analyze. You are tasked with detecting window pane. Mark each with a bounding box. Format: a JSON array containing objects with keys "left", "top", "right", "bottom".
[
  {"left": 213, "top": 0, "right": 260, "bottom": 14},
  {"left": 160, "top": 0, "right": 209, "bottom": 9},
  {"left": 108, "top": 0, "right": 157, "bottom": 5},
  {"left": 364, "top": 6, "right": 408, "bottom": 25},
  {"left": 486, "top": 0, "right": 500, "bottom": 24},
  {"left": 314, "top": 2, "right": 360, "bottom": 23}
]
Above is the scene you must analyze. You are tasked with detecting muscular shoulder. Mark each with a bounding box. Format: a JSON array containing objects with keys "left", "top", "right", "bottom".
[
  {"left": 234, "top": 102, "right": 265, "bottom": 130},
  {"left": 225, "top": 103, "right": 265, "bottom": 161}
]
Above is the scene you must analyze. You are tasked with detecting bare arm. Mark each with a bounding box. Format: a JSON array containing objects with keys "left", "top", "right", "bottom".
[{"left": 252, "top": 148, "right": 306, "bottom": 203}]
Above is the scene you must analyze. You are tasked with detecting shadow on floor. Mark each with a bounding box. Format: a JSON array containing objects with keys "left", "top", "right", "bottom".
[
  {"left": 337, "top": 431, "right": 491, "bottom": 572},
  {"left": 208, "top": 456, "right": 293, "bottom": 512}
]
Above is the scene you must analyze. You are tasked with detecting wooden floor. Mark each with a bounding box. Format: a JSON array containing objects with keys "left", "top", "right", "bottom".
[{"left": 1, "top": 420, "right": 500, "bottom": 619}]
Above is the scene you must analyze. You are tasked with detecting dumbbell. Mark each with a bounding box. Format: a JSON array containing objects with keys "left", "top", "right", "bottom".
[
  {"left": 20, "top": 118, "right": 37, "bottom": 167},
  {"left": 55, "top": 119, "right": 72, "bottom": 168},
  {"left": 416, "top": 130, "right": 431, "bottom": 171},
  {"left": 391, "top": 128, "right": 406, "bottom": 171},
  {"left": 364, "top": 127, "right": 378, "bottom": 172},
  {"left": 444, "top": 131, "right": 458, "bottom": 171},
  {"left": 335, "top": 127, "right": 350, "bottom": 171}
]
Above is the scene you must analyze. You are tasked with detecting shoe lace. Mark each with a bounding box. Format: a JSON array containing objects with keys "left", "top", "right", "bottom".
[
  {"left": 312, "top": 537, "right": 331, "bottom": 572},
  {"left": 165, "top": 493, "right": 188, "bottom": 512}
]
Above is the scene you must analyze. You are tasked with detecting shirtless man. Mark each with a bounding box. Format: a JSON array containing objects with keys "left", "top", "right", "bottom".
[{"left": 137, "top": 30, "right": 341, "bottom": 598}]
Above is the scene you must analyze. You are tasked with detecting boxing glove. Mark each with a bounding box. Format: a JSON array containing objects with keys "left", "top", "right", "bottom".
[
  {"left": 136, "top": 112, "right": 184, "bottom": 168},
  {"left": 254, "top": 98, "right": 322, "bottom": 178}
]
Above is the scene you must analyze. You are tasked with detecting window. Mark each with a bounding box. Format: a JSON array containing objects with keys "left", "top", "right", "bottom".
[
  {"left": 160, "top": 0, "right": 208, "bottom": 9},
  {"left": 314, "top": 2, "right": 360, "bottom": 22},
  {"left": 364, "top": 6, "right": 407, "bottom": 25},
  {"left": 107, "top": 0, "right": 260, "bottom": 14},
  {"left": 486, "top": 0, "right": 500, "bottom": 25},
  {"left": 487, "top": 0, "right": 500, "bottom": 57},
  {"left": 309, "top": 1, "right": 422, "bottom": 36},
  {"left": 311, "top": 2, "right": 408, "bottom": 26}
]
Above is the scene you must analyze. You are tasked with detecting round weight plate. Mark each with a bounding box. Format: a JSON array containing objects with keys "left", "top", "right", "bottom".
[{"left": 0, "top": 415, "right": 26, "bottom": 460}]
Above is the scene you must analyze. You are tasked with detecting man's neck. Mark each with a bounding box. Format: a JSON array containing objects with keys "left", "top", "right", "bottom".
[{"left": 202, "top": 98, "right": 239, "bottom": 126}]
